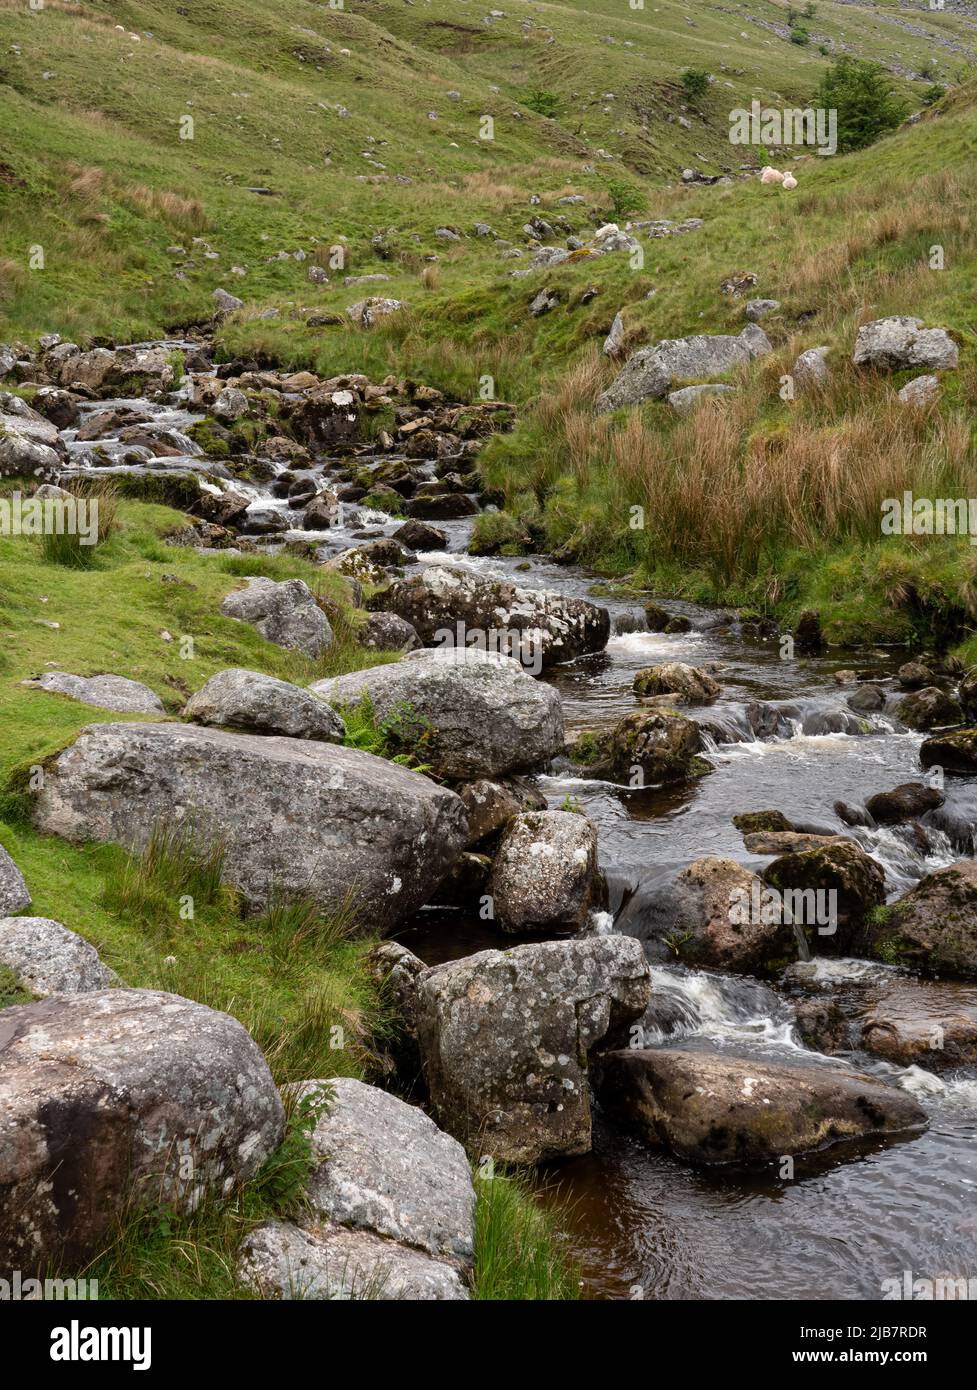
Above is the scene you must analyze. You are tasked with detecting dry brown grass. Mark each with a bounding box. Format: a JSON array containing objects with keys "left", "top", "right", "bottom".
[
  {"left": 738, "top": 404, "right": 961, "bottom": 573},
  {"left": 0, "top": 257, "right": 27, "bottom": 303},
  {"left": 535, "top": 346, "right": 610, "bottom": 432},
  {"left": 420, "top": 264, "right": 442, "bottom": 291},
  {"left": 556, "top": 383, "right": 977, "bottom": 583},
  {"left": 124, "top": 184, "right": 208, "bottom": 231},
  {"left": 67, "top": 165, "right": 106, "bottom": 200}
]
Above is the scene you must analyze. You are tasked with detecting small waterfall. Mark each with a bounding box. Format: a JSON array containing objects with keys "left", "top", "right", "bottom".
[{"left": 791, "top": 919, "right": 812, "bottom": 963}]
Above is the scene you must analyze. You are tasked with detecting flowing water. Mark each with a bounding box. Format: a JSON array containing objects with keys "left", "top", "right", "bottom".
[{"left": 65, "top": 355, "right": 977, "bottom": 1301}]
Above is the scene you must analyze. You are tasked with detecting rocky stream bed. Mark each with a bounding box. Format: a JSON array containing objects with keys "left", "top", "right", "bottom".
[{"left": 2, "top": 329, "right": 977, "bottom": 1299}]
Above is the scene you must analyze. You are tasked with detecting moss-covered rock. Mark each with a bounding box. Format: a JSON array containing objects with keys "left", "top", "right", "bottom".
[
  {"left": 857, "top": 860, "right": 977, "bottom": 978},
  {"left": 732, "top": 810, "right": 793, "bottom": 835},
  {"left": 920, "top": 727, "right": 977, "bottom": 772},
  {"left": 896, "top": 686, "right": 962, "bottom": 731},
  {"left": 590, "top": 708, "right": 704, "bottom": 786},
  {"left": 633, "top": 661, "right": 720, "bottom": 705},
  {"left": 763, "top": 840, "right": 886, "bottom": 951}
]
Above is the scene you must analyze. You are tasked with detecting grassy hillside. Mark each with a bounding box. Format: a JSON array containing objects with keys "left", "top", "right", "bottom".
[{"left": 0, "top": 0, "right": 969, "bottom": 343}]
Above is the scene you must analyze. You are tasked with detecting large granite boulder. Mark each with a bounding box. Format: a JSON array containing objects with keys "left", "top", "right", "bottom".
[
  {"left": 183, "top": 668, "right": 345, "bottom": 741},
  {"left": 0, "top": 917, "right": 113, "bottom": 996},
  {"left": 373, "top": 564, "right": 609, "bottom": 668},
  {"left": 596, "top": 325, "right": 772, "bottom": 412},
  {"left": 220, "top": 577, "right": 333, "bottom": 659},
  {"left": 0, "top": 990, "right": 283, "bottom": 1269},
  {"left": 289, "top": 1078, "right": 475, "bottom": 1269},
  {"left": 311, "top": 648, "right": 564, "bottom": 779},
  {"left": 487, "top": 810, "right": 603, "bottom": 933},
  {"left": 31, "top": 722, "right": 468, "bottom": 928},
  {"left": 0, "top": 396, "right": 64, "bottom": 477},
  {"left": 853, "top": 316, "right": 958, "bottom": 371},
  {"left": 415, "top": 936, "right": 651, "bottom": 1163},
  {"left": 596, "top": 1047, "right": 927, "bottom": 1165}
]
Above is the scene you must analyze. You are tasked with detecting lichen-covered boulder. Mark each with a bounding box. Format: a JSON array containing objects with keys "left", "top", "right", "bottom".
[
  {"left": 21, "top": 671, "right": 165, "bottom": 715},
  {"left": 415, "top": 936, "right": 651, "bottom": 1163},
  {"left": 220, "top": 577, "right": 333, "bottom": 659},
  {"left": 488, "top": 810, "right": 603, "bottom": 934},
  {"left": 456, "top": 777, "right": 546, "bottom": 846},
  {"left": 183, "top": 668, "right": 345, "bottom": 741},
  {"left": 311, "top": 648, "right": 564, "bottom": 780},
  {"left": 0, "top": 846, "right": 30, "bottom": 915},
  {"left": 853, "top": 316, "right": 958, "bottom": 371},
  {"left": 596, "top": 326, "right": 771, "bottom": 412},
  {"left": 0, "top": 989, "right": 284, "bottom": 1270},
  {"left": 31, "top": 722, "right": 468, "bottom": 927},
  {"left": 373, "top": 564, "right": 609, "bottom": 667},
  {"left": 289, "top": 1078, "right": 475, "bottom": 1269},
  {"left": 238, "top": 1220, "right": 468, "bottom": 1301},
  {"left": 0, "top": 917, "right": 113, "bottom": 996},
  {"left": 358, "top": 612, "right": 421, "bottom": 653}
]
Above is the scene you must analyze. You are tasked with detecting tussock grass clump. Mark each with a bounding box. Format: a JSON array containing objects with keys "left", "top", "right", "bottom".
[
  {"left": 253, "top": 888, "right": 360, "bottom": 972},
  {"left": 103, "top": 818, "right": 229, "bottom": 927},
  {"left": 39, "top": 478, "right": 118, "bottom": 569},
  {"left": 472, "top": 1170, "right": 580, "bottom": 1301},
  {"left": 124, "top": 183, "right": 208, "bottom": 231}
]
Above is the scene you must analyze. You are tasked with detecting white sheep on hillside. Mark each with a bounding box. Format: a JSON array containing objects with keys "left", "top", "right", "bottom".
[
  {"left": 782, "top": 173, "right": 798, "bottom": 190},
  {"left": 760, "top": 167, "right": 785, "bottom": 185}
]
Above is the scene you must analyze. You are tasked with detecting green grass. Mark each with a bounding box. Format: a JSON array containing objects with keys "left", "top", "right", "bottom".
[
  {"left": 472, "top": 1170, "right": 580, "bottom": 1301},
  {"left": 0, "top": 0, "right": 965, "bottom": 347}
]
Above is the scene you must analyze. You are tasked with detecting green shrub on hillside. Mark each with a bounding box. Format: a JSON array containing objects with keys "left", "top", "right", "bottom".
[
  {"left": 679, "top": 68, "right": 709, "bottom": 101},
  {"left": 604, "top": 177, "right": 645, "bottom": 220},
  {"left": 815, "top": 57, "right": 910, "bottom": 152},
  {"left": 524, "top": 88, "right": 560, "bottom": 118}
]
